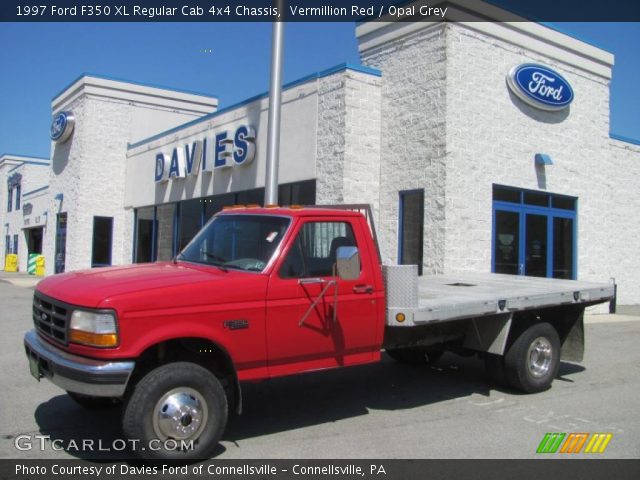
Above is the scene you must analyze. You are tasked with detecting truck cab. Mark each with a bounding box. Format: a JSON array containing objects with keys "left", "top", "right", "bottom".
[{"left": 25, "top": 207, "right": 385, "bottom": 460}]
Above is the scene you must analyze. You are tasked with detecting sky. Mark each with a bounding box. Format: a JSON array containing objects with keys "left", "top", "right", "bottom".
[{"left": 0, "top": 21, "right": 638, "bottom": 159}]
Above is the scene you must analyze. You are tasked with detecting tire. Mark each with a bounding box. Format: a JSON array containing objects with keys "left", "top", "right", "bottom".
[
  {"left": 503, "top": 322, "right": 561, "bottom": 393},
  {"left": 122, "top": 362, "right": 228, "bottom": 461},
  {"left": 67, "top": 391, "right": 119, "bottom": 409},
  {"left": 386, "top": 347, "right": 444, "bottom": 366}
]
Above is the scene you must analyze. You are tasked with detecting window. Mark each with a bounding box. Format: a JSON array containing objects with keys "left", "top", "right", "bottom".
[
  {"left": 204, "top": 193, "right": 235, "bottom": 221},
  {"left": 55, "top": 213, "right": 67, "bottom": 274},
  {"left": 280, "top": 222, "right": 357, "bottom": 278},
  {"left": 7, "top": 187, "right": 13, "bottom": 212},
  {"left": 4, "top": 235, "right": 10, "bottom": 255},
  {"left": 399, "top": 190, "right": 424, "bottom": 275},
  {"left": 278, "top": 179, "right": 316, "bottom": 206},
  {"left": 492, "top": 185, "right": 577, "bottom": 279},
  {"left": 177, "top": 199, "right": 203, "bottom": 251},
  {"left": 133, "top": 180, "right": 317, "bottom": 264},
  {"left": 12, "top": 234, "right": 18, "bottom": 255},
  {"left": 156, "top": 204, "right": 176, "bottom": 261},
  {"left": 134, "top": 207, "right": 155, "bottom": 263},
  {"left": 15, "top": 184, "right": 21, "bottom": 210},
  {"left": 91, "top": 216, "right": 113, "bottom": 267}
]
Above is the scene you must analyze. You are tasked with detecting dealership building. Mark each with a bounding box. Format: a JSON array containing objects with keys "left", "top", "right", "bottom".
[{"left": 2, "top": 1, "right": 640, "bottom": 307}]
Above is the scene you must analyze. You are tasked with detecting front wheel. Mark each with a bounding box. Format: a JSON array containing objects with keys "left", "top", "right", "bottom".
[
  {"left": 503, "top": 322, "right": 561, "bottom": 393},
  {"left": 122, "top": 362, "right": 228, "bottom": 460}
]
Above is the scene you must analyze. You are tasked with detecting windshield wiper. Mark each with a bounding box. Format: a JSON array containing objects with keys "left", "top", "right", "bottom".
[{"left": 202, "top": 252, "right": 229, "bottom": 272}]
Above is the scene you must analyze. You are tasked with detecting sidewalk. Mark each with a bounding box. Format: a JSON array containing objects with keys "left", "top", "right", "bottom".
[
  {"left": 585, "top": 313, "right": 640, "bottom": 324},
  {"left": 0, "top": 270, "right": 42, "bottom": 288}
]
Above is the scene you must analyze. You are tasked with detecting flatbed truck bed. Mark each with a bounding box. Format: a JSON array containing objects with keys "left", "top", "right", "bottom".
[{"left": 384, "top": 267, "right": 615, "bottom": 326}]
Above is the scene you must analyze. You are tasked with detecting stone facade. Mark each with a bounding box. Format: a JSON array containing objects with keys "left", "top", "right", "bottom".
[
  {"left": 352, "top": 21, "right": 640, "bottom": 306},
  {"left": 316, "top": 69, "right": 382, "bottom": 226},
  {"left": 42, "top": 76, "right": 219, "bottom": 275},
  {"left": 3, "top": 19, "right": 640, "bottom": 308},
  {"left": 360, "top": 24, "right": 448, "bottom": 269}
]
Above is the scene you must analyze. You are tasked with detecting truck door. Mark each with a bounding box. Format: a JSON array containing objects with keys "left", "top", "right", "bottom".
[{"left": 265, "top": 218, "right": 379, "bottom": 377}]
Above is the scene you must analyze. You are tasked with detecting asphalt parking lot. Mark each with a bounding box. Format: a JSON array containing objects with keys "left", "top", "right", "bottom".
[{"left": 1, "top": 274, "right": 639, "bottom": 460}]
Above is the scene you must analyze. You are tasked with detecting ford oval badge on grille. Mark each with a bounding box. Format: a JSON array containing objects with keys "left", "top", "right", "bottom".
[{"left": 506, "top": 64, "right": 574, "bottom": 111}]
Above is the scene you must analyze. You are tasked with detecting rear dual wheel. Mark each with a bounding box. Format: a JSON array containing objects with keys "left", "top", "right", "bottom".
[{"left": 485, "top": 322, "right": 561, "bottom": 393}]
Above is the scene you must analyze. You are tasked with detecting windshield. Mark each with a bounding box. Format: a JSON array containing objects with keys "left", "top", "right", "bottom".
[{"left": 178, "top": 214, "right": 290, "bottom": 272}]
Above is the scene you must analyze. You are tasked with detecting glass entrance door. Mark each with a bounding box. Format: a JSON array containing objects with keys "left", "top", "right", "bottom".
[
  {"left": 525, "top": 213, "right": 548, "bottom": 277},
  {"left": 494, "top": 210, "right": 520, "bottom": 275},
  {"left": 492, "top": 186, "right": 576, "bottom": 279}
]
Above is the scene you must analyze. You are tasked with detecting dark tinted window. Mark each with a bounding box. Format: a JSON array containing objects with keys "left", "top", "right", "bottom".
[
  {"left": 524, "top": 191, "right": 549, "bottom": 207},
  {"left": 400, "top": 190, "right": 424, "bottom": 275},
  {"left": 177, "top": 199, "right": 203, "bottom": 251},
  {"left": 493, "top": 186, "right": 520, "bottom": 203},
  {"left": 135, "top": 207, "right": 155, "bottom": 263},
  {"left": 552, "top": 195, "right": 576, "bottom": 211},
  {"left": 92, "top": 216, "right": 113, "bottom": 267}
]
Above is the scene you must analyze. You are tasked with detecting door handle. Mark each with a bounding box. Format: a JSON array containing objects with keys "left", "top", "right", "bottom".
[{"left": 353, "top": 284, "right": 373, "bottom": 294}]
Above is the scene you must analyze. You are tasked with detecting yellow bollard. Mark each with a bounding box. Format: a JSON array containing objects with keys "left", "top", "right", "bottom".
[
  {"left": 35, "top": 255, "right": 45, "bottom": 277},
  {"left": 4, "top": 254, "right": 18, "bottom": 272}
]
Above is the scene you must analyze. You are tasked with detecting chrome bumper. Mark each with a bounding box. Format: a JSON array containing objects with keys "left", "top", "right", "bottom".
[{"left": 24, "top": 329, "right": 135, "bottom": 397}]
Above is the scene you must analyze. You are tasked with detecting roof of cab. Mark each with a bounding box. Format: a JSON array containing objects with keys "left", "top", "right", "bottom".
[{"left": 216, "top": 206, "right": 364, "bottom": 218}]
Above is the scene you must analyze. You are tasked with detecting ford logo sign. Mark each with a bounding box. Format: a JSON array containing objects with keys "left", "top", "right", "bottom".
[
  {"left": 50, "top": 111, "right": 75, "bottom": 143},
  {"left": 506, "top": 64, "right": 574, "bottom": 111}
]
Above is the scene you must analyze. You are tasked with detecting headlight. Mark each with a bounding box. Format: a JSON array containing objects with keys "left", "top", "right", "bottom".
[{"left": 69, "top": 310, "right": 118, "bottom": 347}]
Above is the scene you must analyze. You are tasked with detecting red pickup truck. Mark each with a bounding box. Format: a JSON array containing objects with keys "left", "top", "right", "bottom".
[{"left": 24, "top": 206, "right": 613, "bottom": 459}]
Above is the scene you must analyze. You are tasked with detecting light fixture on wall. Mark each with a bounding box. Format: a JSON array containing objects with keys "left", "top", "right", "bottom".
[
  {"left": 54, "top": 193, "right": 64, "bottom": 201},
  {"left": 535, "top": 153, "right": 553, "bottom": 165}
]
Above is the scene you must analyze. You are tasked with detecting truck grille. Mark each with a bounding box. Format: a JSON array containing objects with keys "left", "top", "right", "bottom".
[{"left": 33, "top": 292, "right": 70, "bottom": 345}]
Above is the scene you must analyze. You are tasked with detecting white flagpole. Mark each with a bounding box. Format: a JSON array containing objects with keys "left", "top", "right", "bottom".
[{"left": 264, "top": 1, "right": 284, "bottom": 206}]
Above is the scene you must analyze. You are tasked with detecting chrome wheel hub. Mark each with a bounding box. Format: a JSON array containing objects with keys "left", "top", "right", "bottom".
[
  {"left": 153, "top": 388, "right": 208, "bottom": 441},
  {"left": 527, "top": 337, "right": 553, "bottom": 378}
]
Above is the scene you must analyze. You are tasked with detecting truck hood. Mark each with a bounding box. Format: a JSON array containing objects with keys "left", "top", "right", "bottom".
[{"left": 36, "top": 262, "right": 260, "bottom": 309}]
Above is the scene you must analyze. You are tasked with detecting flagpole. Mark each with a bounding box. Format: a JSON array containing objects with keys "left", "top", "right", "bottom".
[{"left": 264, "top": 1, "right": 284, "bottom": 206}]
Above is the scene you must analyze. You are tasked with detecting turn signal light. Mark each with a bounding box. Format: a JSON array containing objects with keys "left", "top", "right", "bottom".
[
  {"left": 395, "top": 313, "right": 406, "bottom": 323},
  {"left": 69, "top": 330, "right": 118, "bottom": 347}
]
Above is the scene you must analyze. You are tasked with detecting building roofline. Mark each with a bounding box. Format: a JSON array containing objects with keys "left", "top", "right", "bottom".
[
  {"left": 127, "top": 62, "right": 381, "bottom": 150},
  {"left": 52, "top": 73, "right": 219, "bottom": 103},
  {"left": 23, "top": 186, "right": 49, "bottom": 197},
  {"left": 0, "top": 153, "right": 50, "bottom": 163},
  {"left": 356, "top": 0, "right": 614, "bottom": 79}
]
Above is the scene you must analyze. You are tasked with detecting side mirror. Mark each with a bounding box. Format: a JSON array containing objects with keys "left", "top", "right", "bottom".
[{"left": 336, "top": 246, "right": 360, "bottom": 280}]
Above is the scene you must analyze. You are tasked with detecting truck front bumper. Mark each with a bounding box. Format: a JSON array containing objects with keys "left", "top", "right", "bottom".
[{"left": 24, "top": 329, "right": 135, "bottom": 398}]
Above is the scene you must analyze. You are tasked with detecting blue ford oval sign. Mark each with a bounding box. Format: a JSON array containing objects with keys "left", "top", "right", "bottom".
[
  {"left": 50, "top": 111, "right": 75, "bottom": 143},
  {"left": 506, "top": 64, "right": 574, "bottom": 111}
]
